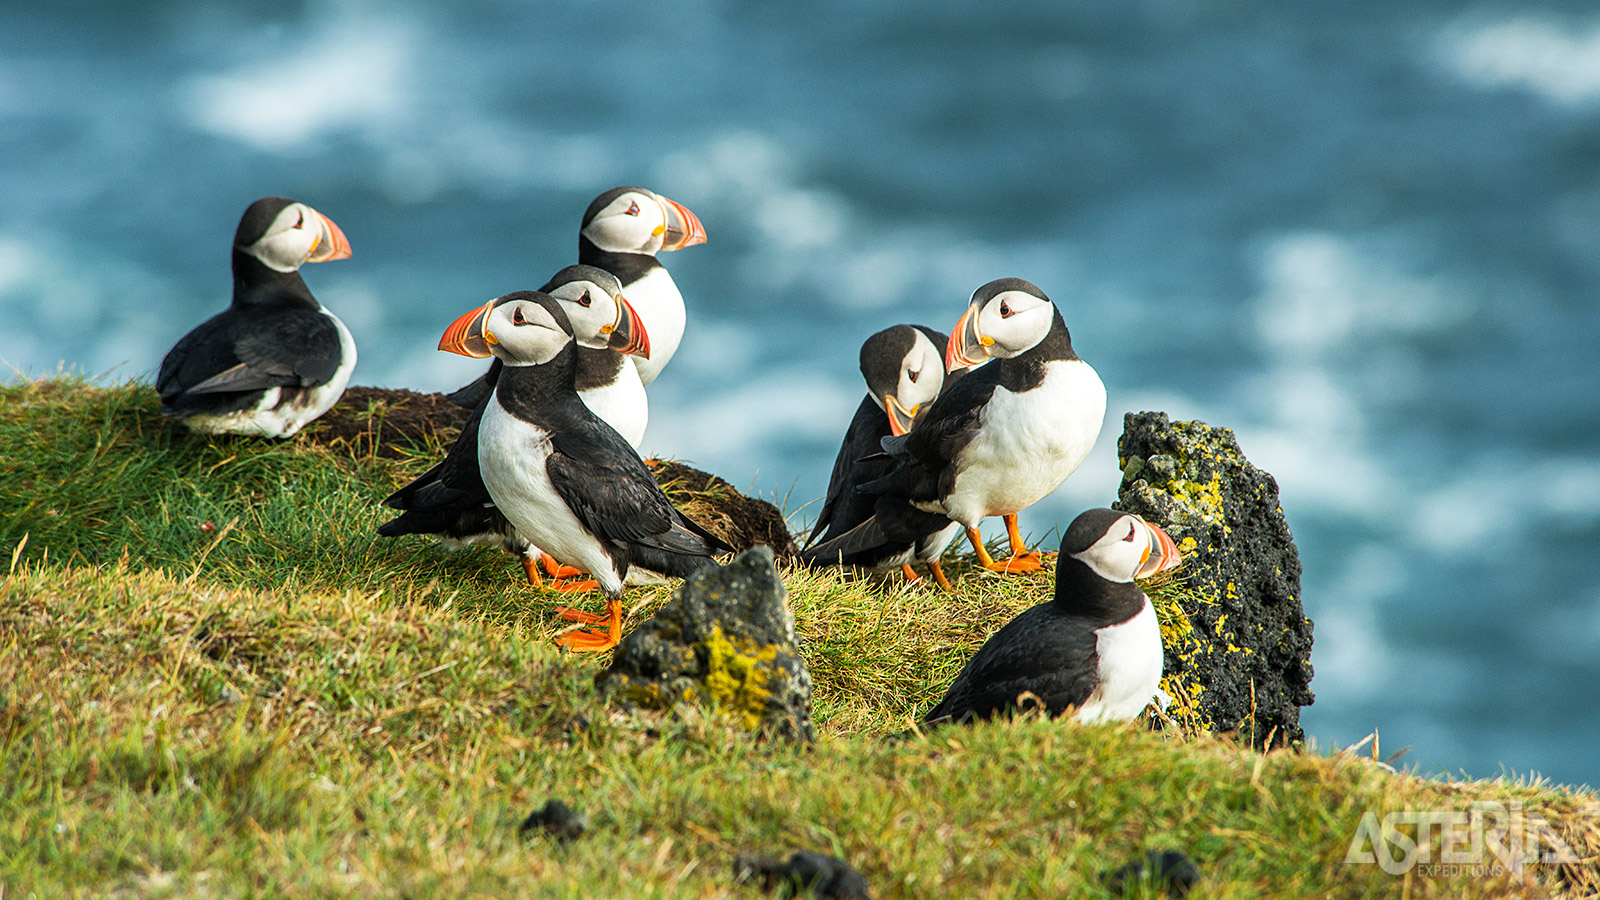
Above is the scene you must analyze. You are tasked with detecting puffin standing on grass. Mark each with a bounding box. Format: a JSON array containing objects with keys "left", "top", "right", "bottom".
[
  {"left": 440, "top": 293, "right": 727, "bottom": 652},
  {"left": 448, "top": 186, "right": 706, "bottom": 409},
  {"left": 157, "top": 196, "right": 354, "bottom": 436},
  {"left": 377, "top": 268, "right": 651, "bottom": 585},
  {"left": 799, "top": 324, "right": 965, "bottom": 589},
  {"left": 924, "top": 508, "right": 1181, "bottom": 725},
  {"left": 863, "top": 278, "right": 1106, "bottom": 574}
]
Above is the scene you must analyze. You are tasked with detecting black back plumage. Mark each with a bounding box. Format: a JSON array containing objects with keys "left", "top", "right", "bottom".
[
  {"left": 156, "top": 197, "right": 343, "bottom": 418},
  {"left": 923, "top": 509, "right": 1150, "bottom": 724}
]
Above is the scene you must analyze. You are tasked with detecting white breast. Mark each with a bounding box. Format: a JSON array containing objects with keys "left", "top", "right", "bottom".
[
  {"left": 579, "top": 360, "right": 649, "bottom": 449},
  {"left": 476, "top": 399, "right": 623, "bottom": 593},
  {"left": 941, "top": 358, "right": 1106, "bottom": 526},
  {"left": 182, "top": 306, "right": 357, "bottom": 438},
  {"left": 621, "top": 266, "right": 685, "bottom": 387},
  {"left": 1076, "top": 598, "right": 1164, "bottom": 723}
]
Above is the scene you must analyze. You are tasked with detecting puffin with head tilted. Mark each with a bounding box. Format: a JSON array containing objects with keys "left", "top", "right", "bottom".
[
  {"left": 799, "top": 324, "right": 966, "bottom": 589},
  {"left": 862, "top": 277, "right": 1107, "bottom": 574},
  {"left": 447, "top": 186, "right": 705, "bottom": 409},
  {"left": 156, "top": 196, "right": 355, "bottom": 436},
  {"left": 440, "top": 292, "right": 727, "bottom": 652},
  {"left": 924, "top": 507, "right": 1181, "bottom": 725},
  {"left": 377, "top": 266, "right": 652, "bottom": 584}
]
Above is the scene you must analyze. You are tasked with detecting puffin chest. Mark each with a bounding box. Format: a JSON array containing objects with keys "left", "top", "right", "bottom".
[{"left": 946, "top": 360, "right": 1106, "bottom": 518}]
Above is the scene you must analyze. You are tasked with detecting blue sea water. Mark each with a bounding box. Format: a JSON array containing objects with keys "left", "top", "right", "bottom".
[{"left": 3, "top": 0, "right": 1598, "bottom": 787}]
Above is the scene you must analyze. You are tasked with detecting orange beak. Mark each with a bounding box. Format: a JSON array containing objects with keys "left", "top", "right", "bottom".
[
  {"left": 884, "top": 394, "right": 919, "bottom": 436},
  {"left": 606, "top": 295, "right": 651, "bottom": 358},
  {"left": 1135, "top": 520, "right": 1182, "bottom": 579},
  {"left": 658, "top": 196, "right": 707, "bottom": 251},
  {"left": 306, "top": 209, "right": 353, "bottom": 262},
  {"left": 945, "top": 303, "right": 990, "bottom": 371},
  {"left": 439, "top": 300, "right": 497, "bottom": 358}
]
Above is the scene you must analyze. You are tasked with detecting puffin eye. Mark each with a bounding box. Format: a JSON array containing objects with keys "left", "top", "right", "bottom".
[
  {"left": 907, "top": 369, "right": 919, "bottom": 383},
  {"left": 577, "top": 290, "right": 592, "bottom": 308},
  {"left": 625, "top": 201, "right": 640, "bottom": 216},
  {"left": 512, "top": 307, "right": 526, "bottom": 326},
  {"left": 1122, "top": 523, "right": 1137, "bottom": 542},
  {"left": 999, "top": 301, "right": 1013, "bottom": 318},
  {"left": 292, "top": 211, "right": 305, "bottom": 229}
]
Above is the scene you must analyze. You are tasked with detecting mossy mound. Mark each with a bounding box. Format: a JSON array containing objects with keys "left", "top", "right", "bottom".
[{"left": 1116, "top": 411, "right": 1315, "bottom": 747}]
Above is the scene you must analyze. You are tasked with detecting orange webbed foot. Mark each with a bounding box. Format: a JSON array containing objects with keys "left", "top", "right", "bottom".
[
  {"left": 982, "top": 552, "right": 1044, "bottom": 574},
  {"left": 550, "top": 579, "right": 600, "bottom": 594}
]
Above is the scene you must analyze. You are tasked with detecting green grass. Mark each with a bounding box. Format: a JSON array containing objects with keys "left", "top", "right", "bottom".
[{"left": 2, "top": 377, "right": 1597, "bottom": 898}]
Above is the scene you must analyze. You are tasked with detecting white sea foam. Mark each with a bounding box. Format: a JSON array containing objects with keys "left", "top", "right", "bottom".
[
  {"left": 182, "top": 18, "right": 416, "bottom": 150},
  {"left": 1438, "top": 16, "right": 1600, "bottom": 106}
]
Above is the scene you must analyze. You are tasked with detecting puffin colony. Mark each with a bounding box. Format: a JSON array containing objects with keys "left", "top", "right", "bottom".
[{"left": 157, "top": 188, "right": 1181, "bottom": 721}]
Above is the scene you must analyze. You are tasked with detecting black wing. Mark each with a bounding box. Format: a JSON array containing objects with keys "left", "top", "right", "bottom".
[
  {"left": 545, "top": 416, "right": 724, "bottom": 559},
  {"left": 924, "top": 604, "right": 1101, "bottom": 724},
  {"left": 863, "top": 365, "right": 1000, "bottom": 506},
  {"left": 157, "top": 306, "right": 341, "bottom": 413},
  {"left": 804, "top": 396, "right": 895, "bottom": 550},
  {"left": 377, "top": 398, "right": 516, "bottom": 545}
]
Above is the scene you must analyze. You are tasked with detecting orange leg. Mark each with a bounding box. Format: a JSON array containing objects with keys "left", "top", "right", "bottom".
[
  {"left": 929, "top": 559, "right": 954, "bottom": 592},
  {"left": 1002, "top": 514, "right": 1045, "bottom": 569},
  {"left": 541, "top": 553, "right": 587, "bottom": 580},
  {"left": 966, "top": 524, "right": 1042, "bottom": 574},
  {"left": 900, "top": 564, "right": 924, "bottom": 585},
  {"left": 554, "top": 599, "right": 624, "bottom": 653},
  {"left": 520, "top": 555, "right": 544, "bottom": 587}
]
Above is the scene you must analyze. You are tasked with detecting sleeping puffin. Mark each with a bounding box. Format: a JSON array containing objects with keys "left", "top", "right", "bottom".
[
  {"left": 923, "top": 508, "right": 1181, "bottom": 725},
  {"left": 441, "top": 293, "right": 728, "bottom": 651},
  {"left": 377, "top": 268, "right": 650, "bottom": 584},
  {"left": 799, "top": 324, "right": 964, "bottom": 588},
  {"left": 863, "top": 278, "right": 1106, "bottom": 574},
  {"left": 448, "top": 185, "right": 705, "bottom": 409},
  {"left": 156, "top": 196, "right": 354, "bottom": 436}
]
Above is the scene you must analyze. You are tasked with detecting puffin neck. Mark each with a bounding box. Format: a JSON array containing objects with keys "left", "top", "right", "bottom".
[
  {"left": 996, "top": 309, "right": 1077, "bottom": 393},
  {"left": 1052, "top": 555, "right": 1147, "bottom": 624},
  {"left": 492, "top": 342, "right": 586, "bottom": 425},
  {"left": 578, "top": 236, "right": 661, "bottom": 287},
  {"left": 230, "top": 251, "right": 320, "bottom": 310}
]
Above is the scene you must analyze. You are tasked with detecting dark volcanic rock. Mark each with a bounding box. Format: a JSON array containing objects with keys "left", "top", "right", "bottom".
[
  {"left": 519, "top": 799, "right": 587, "bottom": 843},
  {"left": 733, "top": 851, "right": 873, "bottom": 899},
  {"left": 598, "top": 546, "right": 815, "bottom": 741},
  {"left": 1103, "top": 849, "right": 1201, "bottom": 897},
  {"left": 1115, "top": 412, "right": 1315, "bottom": 747}
]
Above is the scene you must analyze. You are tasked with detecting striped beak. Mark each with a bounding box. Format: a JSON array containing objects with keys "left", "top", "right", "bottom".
[
  {"left": 1136, "top": 520, "right": 1182, "bottom": 579},
  {"left": 604, "top": 295, "right": 652, "bottom": 358},
  {"left": 884, "top": 394, "right": 920, "bottom": 437},
  {"left": 658, "top": 195, "right": 707, "bottom": 251},
  {"left": 946, "top": 301, "right": 991, "bottom": 371},
  {"left": 439, "top": 300, "right": 497, "bottom": 358},
  {"left": 305, "top": 209, "right": 352, "bottom": 262}
]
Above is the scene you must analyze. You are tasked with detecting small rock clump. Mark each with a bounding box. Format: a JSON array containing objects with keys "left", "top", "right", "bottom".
[
  {"left": 1103, "top": 849, "right": 1201, "bottom": 897},
  {"left": 1116, "top": 412, "right": 1315, "bottom": 747},
  {"left": 598, "top": 546, "right": 815, "bottom": 741},
  {"left": 733, "top": 851, "right": 872, "bottom": 899},
  {"left": 519, "top": 799, "right": 587, "bottom": 844}
]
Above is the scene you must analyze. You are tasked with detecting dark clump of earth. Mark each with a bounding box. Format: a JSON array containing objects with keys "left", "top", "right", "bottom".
[
  {"left": 304, "top": 387, "right": 795, "bottom": 555},
  {"left": 733, "top": 850, "right": 873, "bottom": 899},
  {"left": 519, "top": 799, "right": 588, "bottom": 844},
  {"left": 1102, "top": 849, "right": 1202, "bottom": 897}
]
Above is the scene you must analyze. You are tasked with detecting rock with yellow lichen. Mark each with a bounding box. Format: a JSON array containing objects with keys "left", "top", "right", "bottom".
[
  {"left": 1116, "top": 411, "right": 1315, "bottom": 748},
  {"left": 597, "top": 546, "right": 815, "bottom": 741}
]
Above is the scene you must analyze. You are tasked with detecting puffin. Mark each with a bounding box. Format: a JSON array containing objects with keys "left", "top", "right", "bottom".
[
  {"left": 923, "top": 507, "right": 1181, "bottom": 725},
  {"left": 798, "top": 324, "right": 965, "bottom": 589},
  {"left": 448, "top": 185, "right": 705, "bottom": 409},
  {"left": 156, "top": 196, "right": 354, "bottom": 436},
  {"left": 440, "top": 293, "right": 727, "bottom": 651},
  {"left": 377, "top": 267, "right": 651, "bottom": 584},
  {"left": 862, "top": 278, "right": 1106, "bottom": 574}
]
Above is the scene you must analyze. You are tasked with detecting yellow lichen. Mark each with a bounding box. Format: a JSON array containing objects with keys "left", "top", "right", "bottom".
[{"left": 700, "top": 626, "right": 780, "bottom": 732}]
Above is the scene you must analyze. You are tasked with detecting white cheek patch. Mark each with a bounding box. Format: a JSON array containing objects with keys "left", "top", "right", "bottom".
[
  {"left": 898, "top": 334, "right": 945, "bottom": 411},
  {"left": 1075, "top": 518, "right": 1147, "bottom": 582}
]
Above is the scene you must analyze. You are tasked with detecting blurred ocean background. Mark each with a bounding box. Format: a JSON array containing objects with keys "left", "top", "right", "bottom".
[{"left": 3, "top": 0, "right": 1598, "bottom": 786}]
